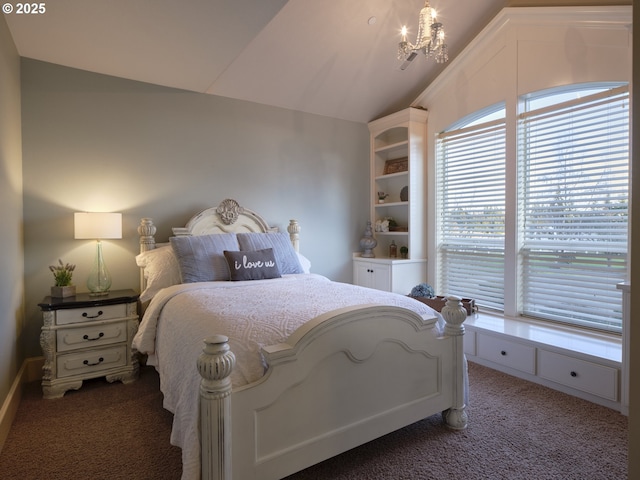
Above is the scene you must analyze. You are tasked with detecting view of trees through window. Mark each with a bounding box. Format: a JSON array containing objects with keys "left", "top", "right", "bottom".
[{"left": 436, "top": 84, "right": 629, "bottom": 332}]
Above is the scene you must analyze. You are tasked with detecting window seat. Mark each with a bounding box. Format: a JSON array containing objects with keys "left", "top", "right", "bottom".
[{"left": 462, "top": 311, "right": 623, "bottom": 413}]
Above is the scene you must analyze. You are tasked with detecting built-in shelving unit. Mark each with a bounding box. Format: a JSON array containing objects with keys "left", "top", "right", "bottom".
[{"left": 353, "top": 107, "right": 428, "bottom": 294}]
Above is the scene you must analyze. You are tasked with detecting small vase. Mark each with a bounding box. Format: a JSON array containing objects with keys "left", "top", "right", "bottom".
[
  {"left": 51, "top": 285, "right": 76, "bottom": 298},
  {"left": 359, "top": 221, "right": 377, "bottom": 258}
]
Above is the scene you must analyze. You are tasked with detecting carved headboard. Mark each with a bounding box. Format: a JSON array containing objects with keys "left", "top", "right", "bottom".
[{"left": 137, "top": 199, "right": 301, "bottom": 292}]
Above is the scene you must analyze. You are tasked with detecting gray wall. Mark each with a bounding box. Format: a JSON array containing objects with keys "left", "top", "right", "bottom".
[
  {"left": 0, "top": 17, "right": 24, "bottom": 410},
  {"left": 21, "top": 59, "right": 370, "bottom": 358}
]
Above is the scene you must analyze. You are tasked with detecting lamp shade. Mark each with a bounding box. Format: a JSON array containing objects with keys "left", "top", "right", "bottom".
[{"left": 74, "top": 212, "right": 122, "bottom": 239}]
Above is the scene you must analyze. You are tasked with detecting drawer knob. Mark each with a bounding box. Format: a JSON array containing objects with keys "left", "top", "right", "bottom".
[
  {"left": 82, "top": 310, "right": 104, "bottom": 319},
  {"left": 82, "top": 332, "right": 105, "bottom": 341},
  {"left": 570, "top": 371, "right": 577, "bottom": 377},
  {"left": 83, "top": 357, "right": 104, "bottom": 367},
  {"left": 500, "top": 350, "right": 507, "bottom": 356}
]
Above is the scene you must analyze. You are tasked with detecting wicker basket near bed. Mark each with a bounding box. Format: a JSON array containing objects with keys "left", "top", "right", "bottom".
[{"left": 411, "top": 296, "right": 476, "bottom": 315}]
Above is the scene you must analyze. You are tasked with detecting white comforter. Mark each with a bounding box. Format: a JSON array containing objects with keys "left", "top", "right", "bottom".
[{"left": 133, "top": 273, "right": 441, "bottom": 480}]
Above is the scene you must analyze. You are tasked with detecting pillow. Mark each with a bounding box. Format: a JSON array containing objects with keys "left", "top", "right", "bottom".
[
  {"left": 297, "top": 252, "right": 311, "bottom": 274},
  {"left": 237, "top": 232, "right": 304, "bottom": 274},
  {"left": 135, "top": 246, "right": 181, "bottom": 303},
  {"left": 169, "top": 233, "right": 240, "bottom": 283},
  {"left": 223, "top": 249, "right": 281, "bottom": 281}
]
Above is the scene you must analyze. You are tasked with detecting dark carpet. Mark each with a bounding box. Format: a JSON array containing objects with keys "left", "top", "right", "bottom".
[{"left": 0, "top": 362, "right": 627, "bottom": 479}]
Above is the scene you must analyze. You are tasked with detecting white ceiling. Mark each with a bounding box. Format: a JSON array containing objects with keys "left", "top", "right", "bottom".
[{"left": 5, "top": 0, "right": 505, "bottom": 123}]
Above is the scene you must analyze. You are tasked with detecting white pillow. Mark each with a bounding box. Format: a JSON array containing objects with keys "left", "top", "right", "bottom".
[
  {"left": 297, "top": 252, "right": 311, "bottom": 274},
  {"left": 136, "top": 246, "right": 181, "bottom": 302}
]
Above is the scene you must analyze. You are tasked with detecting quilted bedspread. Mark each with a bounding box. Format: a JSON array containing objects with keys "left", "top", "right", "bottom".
[{"left": 132, "top": 273, "right": 441, "bottom": 480}]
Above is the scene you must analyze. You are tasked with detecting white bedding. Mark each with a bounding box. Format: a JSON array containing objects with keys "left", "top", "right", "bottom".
[{"left": 132, "top": 273, "right": 442, "bottom": 480}]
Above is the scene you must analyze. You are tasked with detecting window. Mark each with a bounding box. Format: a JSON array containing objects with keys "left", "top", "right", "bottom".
[
  {"left": 436, "top": 107, "right": 506, "bottom": 311},
  {"left": 436, "top": 84, "right": 629, "bottom": 332},
  {"left": 518, "top": 85, "right": 629, "bottom": 331}
]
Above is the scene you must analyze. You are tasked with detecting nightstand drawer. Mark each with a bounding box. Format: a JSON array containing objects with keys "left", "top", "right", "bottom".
[
  {"left": 57, "top": 345, "right": 127, "bottom": 378},
  {"left": 537, "top": 349, "right": 618, "bottom": 401},
  {"left": 477, "top": 333, "right": 536, "bottom": 374},
  {"left": 56, "top": 304, "right": 127, "bottom": 325},
  {"left": 57, "top": 321, "right": 128, "bottom": 352}
]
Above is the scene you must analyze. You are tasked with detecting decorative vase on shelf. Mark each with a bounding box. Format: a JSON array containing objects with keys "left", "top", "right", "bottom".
[
  {"left": 400, "top": 186, "right": 409, "bottom": 202},
  {"left": 359, "top": 221, "right": 377, "bottom": 258},
  {"left": 389, "top": 240, "right": 397, "bottom": 258}
]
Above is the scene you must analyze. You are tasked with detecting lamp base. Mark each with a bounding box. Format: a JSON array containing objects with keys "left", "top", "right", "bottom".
[
  {"left": 88, "top": 291, "right": 110, "bottom": 297},
  {"left": 87, "top": 240, "right": 112, "bottom": 296}
]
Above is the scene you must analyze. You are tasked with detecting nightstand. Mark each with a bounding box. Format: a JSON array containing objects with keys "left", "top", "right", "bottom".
[{"left": 38, "top": 289, "right": 140, "bottom": 399}]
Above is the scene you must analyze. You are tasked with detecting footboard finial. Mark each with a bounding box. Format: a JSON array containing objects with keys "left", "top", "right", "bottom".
[
  {"left": 441, "top": 296, "right": 468, "bottom": 430},
  {"left": 198, "top": 335, "right": 236, "bottom": 480}
]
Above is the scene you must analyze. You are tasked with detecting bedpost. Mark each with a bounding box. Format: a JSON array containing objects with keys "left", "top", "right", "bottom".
[
  {"left": 288, "top": 219, "right": 300, "bottom": 252},
  {"left": 138, "top": 218, "right": 157, "bottom": 293},
  {"left": 197, "top": 335, "right": 236, "bottom": 480},
  {"left": 440, "top": 296, "right": 468, "bottom": 430},
  {"left": 138, "top": 217, "right": 156, "bottom": 253}
]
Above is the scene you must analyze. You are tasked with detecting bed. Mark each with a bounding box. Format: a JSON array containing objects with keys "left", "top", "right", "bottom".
[{"left": 133, "top": 198, "right": 468, "bottom": 480}]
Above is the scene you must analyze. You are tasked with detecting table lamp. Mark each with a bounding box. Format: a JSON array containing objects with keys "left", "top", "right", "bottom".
[{"left": 74, "top": 212, "right": 122, "bottom": 296}]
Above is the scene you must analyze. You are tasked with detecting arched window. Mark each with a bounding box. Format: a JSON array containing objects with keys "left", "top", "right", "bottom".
[{"left": 436, "top": 83, "right": 629, "bottom": 332}]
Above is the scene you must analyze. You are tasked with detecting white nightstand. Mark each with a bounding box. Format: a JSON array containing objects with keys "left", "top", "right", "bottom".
[{"left": 38, "top": 289, "right": 140, "bottom": 399}]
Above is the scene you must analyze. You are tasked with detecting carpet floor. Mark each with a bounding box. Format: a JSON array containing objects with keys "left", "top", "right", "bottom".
[{"left": 0, "top": 362, "right": 627, "bottom": 480}]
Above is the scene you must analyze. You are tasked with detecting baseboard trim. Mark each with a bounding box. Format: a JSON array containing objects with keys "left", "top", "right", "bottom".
[{"left": 0, "top": 356, "right": 43, "bottom": 453}]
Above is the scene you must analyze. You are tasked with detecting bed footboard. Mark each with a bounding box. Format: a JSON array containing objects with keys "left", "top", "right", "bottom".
[{"left": 197, "top": 298, "right": 467, "bottom": 480}]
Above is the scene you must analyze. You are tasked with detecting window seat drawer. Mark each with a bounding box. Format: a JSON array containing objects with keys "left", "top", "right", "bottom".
[
  {"left": 537, "top": 349, "right": 618, "bottom": 401},
  {"left": 477, "top": 333, "right": 535, "bottom": 375}
]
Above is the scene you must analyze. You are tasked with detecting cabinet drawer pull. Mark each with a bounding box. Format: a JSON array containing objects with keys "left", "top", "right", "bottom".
[
  {"left": 570, "top": 371, "right": 577, "bottom": 377},
  {"left": 83, "top": 357, "right": 104, "bottom": 367},
  {"left": 82, "top": 310, "right": 104, "bottom": 319},
  {"left": 82, "top": 332, "right": 105, "bottom": 341},
  {"left": 500, "top": 350, "right": 507, "bottom": 356}
]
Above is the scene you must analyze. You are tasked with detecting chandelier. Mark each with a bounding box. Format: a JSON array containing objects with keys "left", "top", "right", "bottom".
[{"left": 397, "top": 1, "right": 448, "bottom": 70}]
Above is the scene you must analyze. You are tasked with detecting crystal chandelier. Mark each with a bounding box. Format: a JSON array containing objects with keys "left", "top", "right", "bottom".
[{"left": 397, "top": 1, "right": 448, "bottom": 70}]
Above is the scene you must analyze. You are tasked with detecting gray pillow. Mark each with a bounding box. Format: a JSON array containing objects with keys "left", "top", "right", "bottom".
[
  {"left": 224, "top": 248, "right": 281, "bottom": 281},
  {"left": 237, "top": 232, "right": 303, "bottom": 274},
  {"left": 170, "top": 233, "right": 239, "bottom": 282}
]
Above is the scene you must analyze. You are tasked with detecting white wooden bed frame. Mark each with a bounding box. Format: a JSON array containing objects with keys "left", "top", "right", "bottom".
[{"left": 138, "top": 198, "right": 467, "bottom": 480}]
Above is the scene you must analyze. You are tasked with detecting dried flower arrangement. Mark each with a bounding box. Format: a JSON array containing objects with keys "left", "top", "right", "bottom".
[{"left": 49, "top": 259, "right": 75, "bottom": 287}]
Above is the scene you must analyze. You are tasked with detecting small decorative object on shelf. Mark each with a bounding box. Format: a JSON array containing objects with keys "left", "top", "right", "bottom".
[
  {"left": 400, "top": 245, "right": 409, "bottom": 259},
  {"left": 359, "top": 221, "right": 377, "bottom": 258},
  {"left": 383, "top": 157, "right": 408, "bottom": 174},
  {"left": 400, "top": 186, "right": 409, "bottom": 202},
  {"left": 49, "top": 259, "right": 76, "bottom": 298},
  {"left": 375, "top": 218, "right": 390, "bottom": 232},
  {"left": 389, "top": 240, "right": 397, "bottom": 258},
  {"left": 377, "top": 191, "right": 389, "bottom": 203}
]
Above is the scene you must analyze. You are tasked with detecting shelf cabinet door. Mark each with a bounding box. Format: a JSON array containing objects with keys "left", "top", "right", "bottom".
[{"left": 353, "top": 260, "right": 391, "bottom": 292}]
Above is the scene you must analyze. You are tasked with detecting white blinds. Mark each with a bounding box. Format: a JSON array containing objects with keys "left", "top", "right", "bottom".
[
  {"left": 518, "top": 86, "right": 629, "bottom": 331},
  {"left": 437, "top": 119, "right": 506, "bottom": 310}
]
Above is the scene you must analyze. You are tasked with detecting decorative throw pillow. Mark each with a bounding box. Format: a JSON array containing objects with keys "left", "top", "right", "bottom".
[
  {"left": 135, "top": 245, "right": 182, "bottom": 302},
  {"left": 224, "top": 248, "right": 281, "bottom": 281},
  {"left": 169, "top": 233, "right": 240, "bottom": 283},
  {"left": 236, "top": 232, "right": 304, "bottom": 274}
]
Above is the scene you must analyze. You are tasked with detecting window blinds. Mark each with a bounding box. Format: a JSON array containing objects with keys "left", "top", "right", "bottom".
[
  {"left": 437, "top": 118, "right": 506, "bottom": 310},
  {"left": 518, "top": 86, "right": 629, "bottom": 331}
]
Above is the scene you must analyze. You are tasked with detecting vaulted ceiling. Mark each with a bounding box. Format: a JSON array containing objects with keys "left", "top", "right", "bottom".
[{"left": 5, "top": 0, "right": 506, "bottom": 123}]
